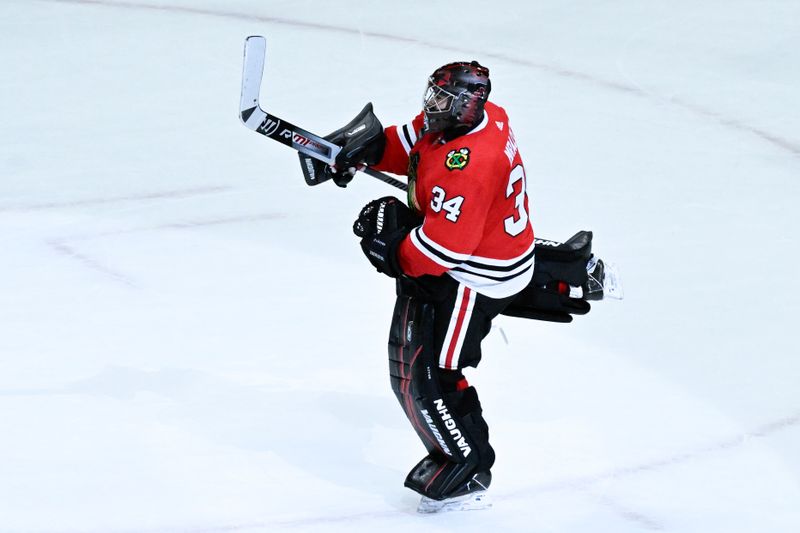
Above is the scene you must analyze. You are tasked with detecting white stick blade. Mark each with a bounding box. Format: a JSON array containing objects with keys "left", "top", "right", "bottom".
[{"left": 240, "top": 36, "right": 267, "bottom": 125}]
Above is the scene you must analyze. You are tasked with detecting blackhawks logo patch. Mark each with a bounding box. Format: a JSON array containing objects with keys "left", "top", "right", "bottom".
[{"left": 445, "top": 148, "right": 470, "bottom": 171}]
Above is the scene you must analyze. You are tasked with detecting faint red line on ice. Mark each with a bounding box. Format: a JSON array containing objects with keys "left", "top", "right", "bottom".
[
  {"left": 505, "top": 409, "right": 800, "bottom": 499},
  {"left": 591, "top": 493, "right": 665, "bottom": 531},
  {"left": 43, "top": 0, "right": 800, "bottom": 159},
  {"left": 48, "top": 213, "right": 286, "bottom": 286},
  {"left": 157, "top": 409, "right": 800, "bottom": 532},
  {"left": 0, "top": 186, "right": 234, "bottom": 213},
  {"left": 59, "top": 212, "right": 288, "bottom": 242},
  {"left": 155, "top": 212, "right": 288, "bottom": 230},
  {"left": 669, "top": 96, "right": 800, "bottom": 157},
  {"left": 47, "top": 238, "right": 139, "bottom": 288}
]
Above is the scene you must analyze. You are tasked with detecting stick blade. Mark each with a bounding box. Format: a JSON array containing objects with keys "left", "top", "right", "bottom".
[{"left": 240, "top": 36, "right": 267, "bottom": 128}]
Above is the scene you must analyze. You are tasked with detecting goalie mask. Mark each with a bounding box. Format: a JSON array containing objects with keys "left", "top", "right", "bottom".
[{"left": 422, "top": 61, "right": 491, "bottom": 134}]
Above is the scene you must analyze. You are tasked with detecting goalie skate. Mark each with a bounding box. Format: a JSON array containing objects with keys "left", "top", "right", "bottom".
[
  {"left": 417, "top": 491, "right": 492, "bottom": 514},
  {"left": 583, "top": 256, "right": 624, "bottom": 300}
]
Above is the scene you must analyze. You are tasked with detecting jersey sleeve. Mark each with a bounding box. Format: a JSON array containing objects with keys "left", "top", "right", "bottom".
[
  {"left": 397, "top": 153, "right": 502, "bottom": 278},
  {"left": 372, "top": 112, "right": 425, "bottom": 176}
]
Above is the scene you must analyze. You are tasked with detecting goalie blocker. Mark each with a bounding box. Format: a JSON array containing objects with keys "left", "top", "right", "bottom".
[{"left": 298, "top": 103, "right": 386, "bottom": 188}]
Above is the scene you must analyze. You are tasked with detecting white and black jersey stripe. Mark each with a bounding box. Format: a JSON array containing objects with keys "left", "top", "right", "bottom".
[
  {"left": 397, "top": 121, "right": 418, "bottom": 155},
  {"left": 410, "top": 226, "right": 536, "bottom": 298}
]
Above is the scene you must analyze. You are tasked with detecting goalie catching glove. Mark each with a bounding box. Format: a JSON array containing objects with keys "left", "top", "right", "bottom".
[
  {"left": 298, "top": 102, "right": 386, "bottom": 188},
  {"left": 502, "top": 230, "right": 621, "bottom": 323},
  {"left": 353, "top": 196, "right": 422, "bottom": 277}
]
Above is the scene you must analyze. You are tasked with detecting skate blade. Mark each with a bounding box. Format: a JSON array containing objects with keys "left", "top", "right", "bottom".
[
  {"left": 602, "top": 261, "right": 624, "bottom": 300},
  {"left": 417, "top": 491, "right": 492, "bottom": 514}
]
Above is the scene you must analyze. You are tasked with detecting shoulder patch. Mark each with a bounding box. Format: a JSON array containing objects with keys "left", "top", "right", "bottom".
[{"left": 445, "top": 148, "right": 470, "bottom": 171}]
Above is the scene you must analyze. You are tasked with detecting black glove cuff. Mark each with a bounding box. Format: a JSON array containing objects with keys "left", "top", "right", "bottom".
[{"left": 360, "top": 229, "right": 407, "bottom": 278}]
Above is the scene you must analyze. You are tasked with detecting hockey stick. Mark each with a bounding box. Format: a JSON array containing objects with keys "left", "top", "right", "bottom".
[{"left": 239, "top": 35, "right": 408, "bottom": 191}]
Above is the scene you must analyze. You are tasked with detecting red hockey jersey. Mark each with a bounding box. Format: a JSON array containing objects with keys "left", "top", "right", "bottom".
[{"left": 374, "top": 101, "right": 535, "bottom": 299}]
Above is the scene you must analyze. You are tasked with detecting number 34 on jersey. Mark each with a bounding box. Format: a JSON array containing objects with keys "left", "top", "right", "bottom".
[{"left": 429, "top": 164, "right": 529, "bottom": 238}]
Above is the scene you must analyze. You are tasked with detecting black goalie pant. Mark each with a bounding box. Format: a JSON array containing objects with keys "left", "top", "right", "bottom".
[{"left": 388, "top": 275, "right": 514, "bottom": 499}]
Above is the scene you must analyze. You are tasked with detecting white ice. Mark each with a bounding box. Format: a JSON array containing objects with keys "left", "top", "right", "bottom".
[{"left": 1, "top": 1, "right": 799, "bottom": 532}]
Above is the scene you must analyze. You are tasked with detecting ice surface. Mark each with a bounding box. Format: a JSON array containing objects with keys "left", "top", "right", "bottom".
[{"left": 1, "top": 1, "right": 799, "bottom": 532}]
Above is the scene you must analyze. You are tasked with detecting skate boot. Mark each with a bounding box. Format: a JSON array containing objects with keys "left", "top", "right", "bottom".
[{"left": 405, "top": 455, "right": 492, "bottom": 513}]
